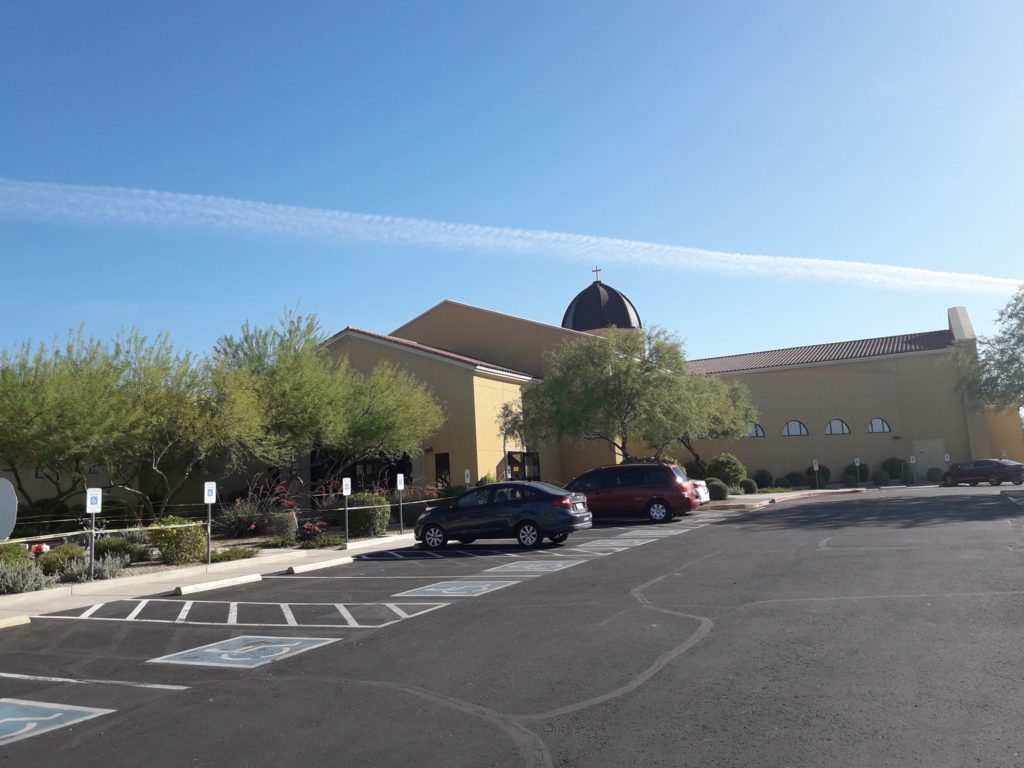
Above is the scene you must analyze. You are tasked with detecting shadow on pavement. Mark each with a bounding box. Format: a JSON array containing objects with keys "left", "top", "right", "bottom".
[{"left": 732, "top": 492, "right": 1018, "bottom": 530}]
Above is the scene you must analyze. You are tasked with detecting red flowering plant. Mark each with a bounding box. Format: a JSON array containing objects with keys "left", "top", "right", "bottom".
[{"left": 214, "top": 473, "right": 300, "bottom": 538}]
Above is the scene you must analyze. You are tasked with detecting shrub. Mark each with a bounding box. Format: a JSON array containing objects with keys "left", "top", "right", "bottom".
[
  {"left": 211, "top": 546, "right": 258, "bottom": 563},
  {"left": 348, "top": 493, "right": 390, "bottom": 537},
  {"left": 707, "top": 453, "right": 747, "bottom": 487},
  {"left": 37, "top": 543, "right": 86, "bottom": 576},
  {"left": 149, "top": 516, "right": 206, "bottom": 565},
  {"left": 683, "top": 462, "right": 707, "bottom": 480},
  {"left": 926, "top": 466, "right": 944, "bottom": 483},
  {"left": 775, "top": 476, "right": 793, "bottom": 489},
  {"left": 56, "top": 556, "right": 90, "bottom": 583},
  {"left": 439, "top": 484, "right": 468, "bottom": 499},
  {"left": 95, "top": 554, "right": 129, "bottom": 579},
  {"left": 871, "top": 469, "right": 891, "bottom": 486},
  {"left": 0, "top": 560, "right": 55, "bottom": 594},
  {"left": 805, "top": 464, "right": 831, "bottom": 489},
  {"left": 844, "top": 463, "right": 870, "bottom": 483},
  {"left": 785, "top": 471, "right": 806, "bottom": 487},
  {"left": 842, "top": 473, "right": 858, "bottom": 487},
  {"left": 266, "top": 511, "right": 298, "bottom": 541},
  {"left": 900, "top": 469, "right": 917, "bottom": 486},
  {"left": 882, "top": 457, "right": 904, "bottom": 479},
  {"left": 474, "top": 473, "right": 496, "bottom": 487},
  {"left": 707, "top": 479, "right": 729, "bottom": 501},
  {"left": 739, "top": 478, "right": 758, "bottom": 494},
  {"left": 298, "top": 534, "right": 346, "bottom": 549},
  {"left": 751, "top": 469, "right": 773, "bottom": 489},
  {"left": 95, "top": 536, "right": 148, "bottom": 563},
  {"left": 0, "top": 543, "right": 29, "bottom": 564}
]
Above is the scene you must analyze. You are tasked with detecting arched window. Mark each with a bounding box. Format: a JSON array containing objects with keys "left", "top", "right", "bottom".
[
  {"left": 867, "top": 417, "right": 891, "bottom": 433},
  {"left": 825, "top": 419, "right": 850, "bottom": 435},
  {"left": 745, "top": 423, "right": 765, "bottom": 438},
  {"left": 782, "top": 420, "right": 809, "bottom": 436}
]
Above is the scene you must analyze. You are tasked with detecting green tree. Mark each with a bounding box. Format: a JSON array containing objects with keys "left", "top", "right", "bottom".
[
  {"left": 677, "top": 375, "right": 758, "bottom": 472},
  {"left": 958, "top": 287, "right": 1024, "bottom": 409},
  {"left": 215, "top": 309, "right": 444, "bottom": 489},
  {"left": 521, "top": 327, "right": 754, "bottom": 462}
]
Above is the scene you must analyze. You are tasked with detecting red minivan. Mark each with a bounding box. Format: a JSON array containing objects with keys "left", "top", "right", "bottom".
[{"left": 565, "top": 463, "right": 704, "bottom": 522}]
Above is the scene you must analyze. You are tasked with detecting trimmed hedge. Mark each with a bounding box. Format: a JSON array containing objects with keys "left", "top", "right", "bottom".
[
  {"left": 926, "top": 466, "right": 944, "bottom": 483},
  {"left": 707, "top": 453, "right": 747, "bottom": 487},
  {"left": 806, "top": 464, "right": 831, "bottom": 489},
  {"left": 844, "top": 462, "right": 870, "bottom": 483},
  {"left": 739, "top": 478, "right": 758, "bottom": 494},
  {"left": 751, "top": 469, "right": 773, "bottom": 489},
  {"left": 871, "top": 469, "right": 891, "bottom": 486},
  {"left": 149, "top": 516, "right": 206, "bottom": 565},
  {"left": 706, "top": 480, "right": 729, "bottom": 501},
  {"left": 348, "top": 493, "right": 390, "bottom": 538},
  {"left": 37, "top": 543, "right": 86, "bottom": 576}
]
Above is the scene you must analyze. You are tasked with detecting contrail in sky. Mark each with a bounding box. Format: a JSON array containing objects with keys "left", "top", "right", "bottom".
[{"left": 1, "top": 177, "right": 1020, "bottom": 295}]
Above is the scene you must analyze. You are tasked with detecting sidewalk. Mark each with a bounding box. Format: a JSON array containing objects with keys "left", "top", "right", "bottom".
[
  {"left": 0, "top": 532, "right": 417, "bottom": 630},
  {"left": 700, "top": 486, "right": 869, "bottom": 512}
]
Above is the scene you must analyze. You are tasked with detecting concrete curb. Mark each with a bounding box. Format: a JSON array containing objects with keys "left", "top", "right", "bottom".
[
  {"left": 287, "top": 556, "right": 353, "bottom": 574},
  {"left": 0, "top": 615, "right": 31, "bottom": 629},
  {"left": 173, "top": 573, "right": 262, "bottom": 595}
]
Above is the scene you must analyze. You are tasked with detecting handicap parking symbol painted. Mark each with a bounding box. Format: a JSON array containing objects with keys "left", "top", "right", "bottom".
[
  {"left": 392, "top": 580, "right": 519, "bottom": 597},
  {"left": 0, "top": 699, "right": 114, "bottom": 746},
  {"left": 148, "top": 635, "right": 338, "bottom": 669},
  {"left": 578, "top": 538, "right": 658, "bottom": 548},
  {"left": 484, "top": 560, "right": 585, "bottom": 573}
]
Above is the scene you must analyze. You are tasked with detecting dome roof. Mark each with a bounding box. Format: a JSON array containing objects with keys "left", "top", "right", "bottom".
[{"left": 561, "top": 279, "right": 642, "bottom": 332}]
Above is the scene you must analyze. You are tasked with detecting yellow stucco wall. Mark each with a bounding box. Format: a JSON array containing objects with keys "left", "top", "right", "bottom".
[
  {"left": 690, "top": 350, "right": 989, "bottom": 481},
  {"left": 392, "top": 301, "right": 587, "bottom": 378},
  {"left": 986, "top": 408, "right": 1024, "bottom": 462}
]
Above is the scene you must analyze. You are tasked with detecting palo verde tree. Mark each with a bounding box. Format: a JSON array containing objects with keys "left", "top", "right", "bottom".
[
  {"left": 957, "top": 286, "right": 1024, "bottom": 410},
  {"left": 0, "top": 328, "right": 264, "bottom": 518},
  {"left": 214, "top": 309, "right": 444, "bottom": 490},
  {"left": 519, "top": 326, "right": 755, "bottom": 463}
]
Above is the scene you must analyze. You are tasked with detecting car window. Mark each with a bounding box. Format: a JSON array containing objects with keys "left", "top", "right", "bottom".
[
  {"left": 640, "top": 468, "right": 669, "bottom": 486},
  {"left": 493, "top": 486, "right": 527, "bottom": 503},
  {"left": 570, "top": 473, "right": 601, "bottom": 492},
  {"left": 612, "top": 468, "right": 645, "bottom": 487},
  {"left": 671, "top": 466, "right": 689, "bottom": 482},
  {"left": 459, "top": 488, "right": 491, "bottom": 507}
]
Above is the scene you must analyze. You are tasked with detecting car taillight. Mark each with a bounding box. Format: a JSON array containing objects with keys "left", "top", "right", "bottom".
[{"left": 551, "top": 496, "right": 574, "bottom": 508}]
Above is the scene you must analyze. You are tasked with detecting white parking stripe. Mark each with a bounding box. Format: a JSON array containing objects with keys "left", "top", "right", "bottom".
[
  {"left": 175, "top": 602, "right": 193, "bottom": 623},
  {"left": 124, "top": 600, "right": 149, "bottom": 621},
  {"left": 334, "top": 604, "right": 358, "bottom": 626},
  {"left": 227, "top": 603, "right": 238, "bottom": 625},
  {"left": 280, "top": 604, "right": 298, "bottom": 626},
  {"left": 79, "top": 604, "right": 104, "bottom": 618}
]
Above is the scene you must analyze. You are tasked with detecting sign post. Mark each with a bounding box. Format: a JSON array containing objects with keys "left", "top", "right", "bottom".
[
  {"left": 86, "top": 488, "right": 102, "bottom": 581},
  {"left": 854, "top": 457, "right": 861, "bottom": 483},
  {"left": 342, "top": 477, "right": 352, "bottom": 549},
  {"left": 204, "top": 482, "right": 217, "bottom": 565},
  {"left": 812, "top": 458, "right": 820, "bottom": 489},
  {"left": 396, "top": 473, "right": 405, "bottom": 535}
]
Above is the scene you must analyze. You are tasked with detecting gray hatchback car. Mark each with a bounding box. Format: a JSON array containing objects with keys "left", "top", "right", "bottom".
[{"left": 415, "top": 481, "right": 592, "bottom": 549}]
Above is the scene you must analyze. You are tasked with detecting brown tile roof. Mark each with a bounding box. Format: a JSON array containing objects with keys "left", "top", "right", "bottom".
[
  {"left": 325, "top": 327, "right": 533, "bottom": 379},
  {"left": 689, "top": 329, "right": 955, "bottom": 375}
]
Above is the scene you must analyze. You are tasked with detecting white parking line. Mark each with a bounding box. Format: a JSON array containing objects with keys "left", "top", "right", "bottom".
[{"left": 0, "top": 672, "right": 189, "bottom": 691}]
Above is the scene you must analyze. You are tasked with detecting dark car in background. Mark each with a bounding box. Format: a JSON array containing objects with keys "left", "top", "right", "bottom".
[
  {"left": 415, "top": 481, "right": 592, "bottom": 549},
  {"left": 942, "top": 459, "right": 1024, "bottom": 487},
  {"left": 565, "top": 463, "right": 705, "bottom": 522}
]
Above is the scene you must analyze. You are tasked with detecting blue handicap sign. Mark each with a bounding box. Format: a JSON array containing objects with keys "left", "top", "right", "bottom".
[
  {"left": 148, "top": 635, "right": 338, "bottom": 669},
  {"left": 0, "top": 699, "right": 114, "bottom": 746}
]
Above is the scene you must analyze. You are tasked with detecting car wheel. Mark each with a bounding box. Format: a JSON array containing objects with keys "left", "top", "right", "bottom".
[
  {"left": 970, "top": 481, "right": 978, "bottom": 486},
  {"left": 1014, "top": 480, "right": 1023, "bottom": 486},
  {"left": 989, "top": 475, "right": 1002, "bottom": 486},
  {"left": 943, "top": 476, "right": 956, "bottom": 487},
  {"left": 516, "top": 522, "right": 543, "bottom": 548},
  {"left": 549, "top": 532, "right": 569, "bottom": 544},
  {"left": 421, "top": 524, "right": 447, "bottom": 550},
  {"left": 646, "top": 500, "right": 670, "bottom": 523},
  {"left": 457, "top": 538, "right": 476, "bottom": 544}
]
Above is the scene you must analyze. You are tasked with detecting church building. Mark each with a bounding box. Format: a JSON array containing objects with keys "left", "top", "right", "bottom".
[{"left": 324, "top": 274, "right": 1024, "bottom": 489}]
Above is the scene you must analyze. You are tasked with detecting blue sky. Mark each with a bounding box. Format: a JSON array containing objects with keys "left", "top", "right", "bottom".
[{"left": 1, "top": 1, "right": 1022, "bottom": 361}]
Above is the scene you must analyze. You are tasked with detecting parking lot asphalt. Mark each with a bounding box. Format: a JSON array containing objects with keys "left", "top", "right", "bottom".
[{"left": 3, "top": 487, "right": 1024, "bottom": 767}]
